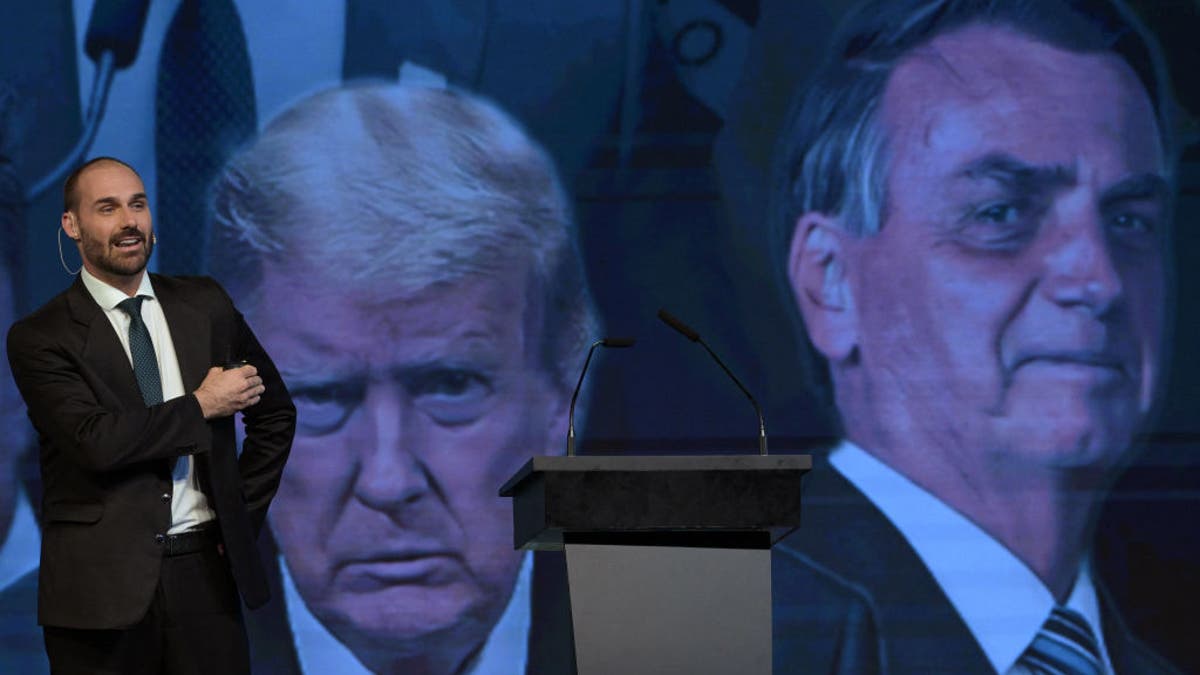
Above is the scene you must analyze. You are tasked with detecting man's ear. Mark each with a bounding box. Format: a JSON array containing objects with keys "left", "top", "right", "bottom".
[
  {"left": 61, "top": 211, "right": 79, "bottom": 241},
  {"left": 786, "top": 213, "right": 857, "bottom": 363}
]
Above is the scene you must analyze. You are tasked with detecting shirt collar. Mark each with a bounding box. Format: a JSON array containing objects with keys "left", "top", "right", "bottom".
[
  {"left": 280, "top": 552, "right": 532, "bottom": 674},
  {"left": 829, "top": 440, "right": 1112, "bottom": 674},
  {"left": 462, "top": 551, "right": 533, "bottom": 673},
  {"left": 80, "top": 267, "right": 155, "bottom": 311}
]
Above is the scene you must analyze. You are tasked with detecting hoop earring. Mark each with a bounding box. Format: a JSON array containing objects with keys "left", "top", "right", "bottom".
[{"left": 57, "top": 228, "right": 81, "bottom": 275}]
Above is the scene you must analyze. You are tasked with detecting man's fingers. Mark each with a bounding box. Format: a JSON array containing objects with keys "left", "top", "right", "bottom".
[
  {"left": 197, "top": 365, "right": 265, "bottom": 417},
  {"left": 234, "top": 374, "right": 262, "bottom": 387},
  {"left": 234, "top": 377, "right": 263, "bottom": 394},
  {"left": 236, "top": 386, "right": 266, "bottom": 407}
]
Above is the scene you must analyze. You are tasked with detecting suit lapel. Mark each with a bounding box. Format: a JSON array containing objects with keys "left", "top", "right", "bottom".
[
  {"left": 66, "top": 274, "right": 214, "bottom": 399},
  {"left": 779, "top": 456, "right": 995, "bottom": 673},
  {"left": 153, "top": 275, "right": 211, "bottom": 392},
  {"left": 67, "top": 277, "right": 143, "bottom": 409}
]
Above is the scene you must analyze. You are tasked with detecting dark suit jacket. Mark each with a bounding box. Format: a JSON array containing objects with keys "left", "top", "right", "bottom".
[
  {"left": 246, "top": 541, "right": 577, "bottom": 675},
  {"left": 6, "top": 274, "right": 295, "bottom": 629},
  {"left": 773, "top": 455, "right": 1181, "bottom": 674}
]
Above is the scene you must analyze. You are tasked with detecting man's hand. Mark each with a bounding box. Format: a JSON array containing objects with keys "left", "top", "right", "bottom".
[{"left": 194, "top": 365, "right": 265, "bottom": 420}]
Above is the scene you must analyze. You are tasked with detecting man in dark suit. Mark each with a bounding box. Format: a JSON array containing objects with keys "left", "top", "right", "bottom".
[
  {"left": 6, "top": 157, "right": 295, "bottom": 674},
  {"left": 769, "top": 0, "right": 1183, "bottom": 672},
  {"left": 208, "top": 84, "right": 591, "bottom": 674}
]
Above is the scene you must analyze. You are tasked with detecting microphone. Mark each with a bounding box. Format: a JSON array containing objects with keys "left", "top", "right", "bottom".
[
  {"left": 26, "top": 0, "right": 151, "bottom": 202},
  {"left": 568, "top": 337, "right": 636, "bottom": 456},
  {"left": 657, "top": 308, "right": 768, "bottom": 456},
  {"left": 85, "top": 0, "right": 152, "bottom": 69}
]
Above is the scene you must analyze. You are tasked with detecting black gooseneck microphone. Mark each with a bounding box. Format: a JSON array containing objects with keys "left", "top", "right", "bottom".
[
  {"left": 568, "top": 337, "right": 635, "bottom": 456},
  {"left": 657, "top": 308, "right": 768, "bottom": 456},
  {"left": 26, "top": 0, "right": 151, "bottom": 201}
]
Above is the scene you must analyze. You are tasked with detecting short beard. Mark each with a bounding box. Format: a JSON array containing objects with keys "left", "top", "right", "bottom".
[{"left": 82, "top": 227, "right": 153, "bottom": 278}]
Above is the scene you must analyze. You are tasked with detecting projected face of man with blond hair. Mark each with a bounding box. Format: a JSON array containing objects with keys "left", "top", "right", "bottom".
[{"left": 210, "top": 84, "right": 596, "bottom": 674}]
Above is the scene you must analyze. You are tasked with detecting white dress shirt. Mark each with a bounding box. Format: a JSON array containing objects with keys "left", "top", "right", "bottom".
[
  {"left": 830, "top": 440, "right": 1115, "bottom": 674},
  {"left": 281, "top": 553, "right": 533, "bottom": 674},
  {"left": 80, "top": 268, "right": 215, "bottom": 534}
]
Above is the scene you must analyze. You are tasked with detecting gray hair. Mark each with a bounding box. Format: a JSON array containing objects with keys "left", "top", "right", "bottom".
[
  {"left": 769, "top": 0, "right": 1175, "bottom": 407},
  {"left": 209, "top": 83, "right": 598, "bottom": 392}
]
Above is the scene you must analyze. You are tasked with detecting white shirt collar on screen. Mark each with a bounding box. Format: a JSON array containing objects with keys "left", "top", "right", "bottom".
[{"left": 829, "top": 440, "right": 1113, "bottom": 675}]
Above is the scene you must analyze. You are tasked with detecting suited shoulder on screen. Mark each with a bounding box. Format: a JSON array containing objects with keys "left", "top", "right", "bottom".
[
  {"left": 773, "top": 539, "right": 882, "bottom": 674},
  {"left": 773, "top": 456, "right": 1183, "bottom": 674},
  {"left": 773, "top": 456, "right": 991, "bottom": 673}
]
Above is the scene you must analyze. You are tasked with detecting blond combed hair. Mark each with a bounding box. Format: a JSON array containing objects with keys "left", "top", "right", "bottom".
[{"left": 209, "top": 83, "right": 598, "bottom": 392}]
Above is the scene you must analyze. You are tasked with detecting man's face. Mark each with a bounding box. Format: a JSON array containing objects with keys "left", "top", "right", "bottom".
[
  {"left": 254, "top": 261, "right": 566, "bottom": 659},
  {"left": 838, "top": 26, "right": 1168, "bottom": 470},
  {"left": 67, "top": 162, "right": 154, "bottom": 282}
]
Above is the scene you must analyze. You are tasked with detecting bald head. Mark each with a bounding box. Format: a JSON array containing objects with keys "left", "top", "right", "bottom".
[{"left": 63, "top": 157, "right": 141, "bottom": 215}]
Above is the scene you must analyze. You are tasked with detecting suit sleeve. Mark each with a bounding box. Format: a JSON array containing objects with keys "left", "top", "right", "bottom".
[
  {"left": 227, "top": 300, "right": 296, "bottom": 536},
  {"left": 7, "top": 320, "right": 211, "bottom": 473}
]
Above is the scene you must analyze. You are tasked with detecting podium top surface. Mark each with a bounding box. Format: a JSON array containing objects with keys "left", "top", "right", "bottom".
[
  {"left": 499, "top": 454, "right": 813, "bottom": 550},
  {"left": 499, "top": 454, "right": 812, "bottom": 496}
]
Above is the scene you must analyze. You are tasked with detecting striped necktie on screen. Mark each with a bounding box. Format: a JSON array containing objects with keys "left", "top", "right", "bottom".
[
  {"left": 117, "top": 296, "right": 163, "bottom": 406},
  {"left": 1016, "top": 606, "right": 1103, "bottom": 675},
  {"left": 155, "top": 0, "right": 256, "bottom": 275}
]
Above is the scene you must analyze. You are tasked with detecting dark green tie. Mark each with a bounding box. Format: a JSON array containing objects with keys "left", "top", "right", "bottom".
[{"left": 117, "top": 296, "right": 163, "bottom": 406}]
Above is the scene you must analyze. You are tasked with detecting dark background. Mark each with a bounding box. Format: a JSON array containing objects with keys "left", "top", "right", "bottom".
[{"left": 1, "top": 0, "right": 1198, "bottom": 671}]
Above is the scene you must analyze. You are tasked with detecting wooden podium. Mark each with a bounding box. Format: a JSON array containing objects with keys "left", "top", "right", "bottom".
[{"left": 500, "top": 454, "right": 810, "bottom": 674}]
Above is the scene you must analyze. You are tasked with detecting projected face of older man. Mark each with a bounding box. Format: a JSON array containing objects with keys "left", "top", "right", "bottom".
[
  {"left": 796, "top": 25, "right": 1168, "bottom": 479},
  {"left": 254, "top": 254, "right": 566, "bottom": 670}
]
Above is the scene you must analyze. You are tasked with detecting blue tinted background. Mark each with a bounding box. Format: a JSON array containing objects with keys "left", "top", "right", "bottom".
[{"left": 1, "top": 0, "right": 1198, "bottom": 672}]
